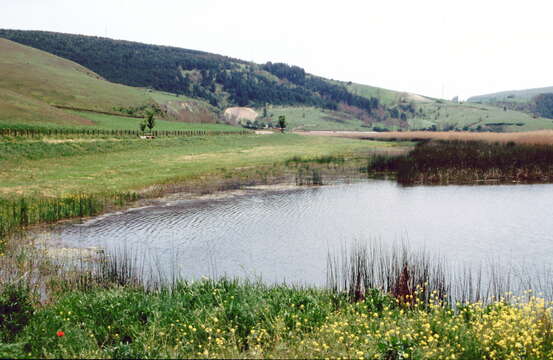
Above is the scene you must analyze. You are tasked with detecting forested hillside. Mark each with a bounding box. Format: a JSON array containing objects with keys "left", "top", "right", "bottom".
[{"left": 0, "top": 29, "right": 384, "bottom": 116}]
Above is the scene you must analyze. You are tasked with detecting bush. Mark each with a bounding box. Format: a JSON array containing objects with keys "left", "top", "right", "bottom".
[{"left": 0, "top": 284, "right": 34, "bottom": 342}]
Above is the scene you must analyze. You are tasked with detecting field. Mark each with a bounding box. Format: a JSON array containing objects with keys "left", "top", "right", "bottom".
[
  {"left": 69, "top": 111, "right": 240, "bottom": 131},
  {"left": 468, "top": 85, "right": 553, "bottom": 102},
  {"left": 264, "top": 106, "right": 370, "bottom": 131},
  {"left": 411, "top": 101, "right": 553, "bottom": 132},
  {"left": 0, "top": 134, "right": 400, "bottom": 197},
  {"left": 264, "top": 101, "right": 553, "bottom": 134},
  {"left": 3, "top": 29, "right": 553, "bottom": 360}
]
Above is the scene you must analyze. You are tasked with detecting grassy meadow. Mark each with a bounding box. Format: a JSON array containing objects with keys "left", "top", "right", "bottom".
[
  {"left": 69, "top": 111, "right": 241, "bottom": 132},
  {"left": 343, "top": 82, "right": 406, "bottom": 106},
  {"left": 0, "top": 134, "right": 400, "bottom": 197},
  {"left": 263, "top": 106, "right": 370, "bottom": 131},
  {"left": 411, "top": 101, "right": 553, "bottom": 132}
]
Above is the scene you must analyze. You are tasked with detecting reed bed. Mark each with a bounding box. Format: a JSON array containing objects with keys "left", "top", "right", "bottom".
[
  {"left": 357, "top": 130, "right": 553, "bottom": 145},
  {"left": 327, "top": 240, "right": 553, "bottom": 305},
  {"left": 370, "top": 140, "right": 553, "bottom": 184},
  {"left": 0, "top": 193, "right": 137, "bottom": 253}
]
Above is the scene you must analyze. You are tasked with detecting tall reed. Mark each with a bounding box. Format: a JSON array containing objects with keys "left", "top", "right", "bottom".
[
  {"left": 0, "top": 193, "right": 138, "bottom": 252},
  {"left": 327, "top": 240, "right": 553, "bottom": 305},
  {"left": 368, "top": 140, "right": 553, "bottom": 184}
]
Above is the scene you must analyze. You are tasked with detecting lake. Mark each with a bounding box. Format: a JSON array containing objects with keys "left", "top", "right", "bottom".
[{"left": 39, "top": 180, "right": 553, "bottom": 292}]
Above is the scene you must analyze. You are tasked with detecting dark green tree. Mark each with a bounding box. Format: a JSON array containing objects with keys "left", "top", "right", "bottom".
[
  {"left": 146, "top": 112, "right": 155, "bottom": 131},
  {"left": 278, "top": 115, "right": 287, "bottom": 133},
  {"left": 139, "top": 120, "right": 147, "bottom": 132}
]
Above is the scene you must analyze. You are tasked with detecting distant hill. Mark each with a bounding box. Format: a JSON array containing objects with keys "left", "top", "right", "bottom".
[
  {"left": 1, "top": 29, "right": 552, "bottom": 132},
  {"left": 0, "top": 29, "right": 390, "bottom": 115},
  {"left": 468, "top": 86, "right": 553, "bottom": 103},
  {"left": 0, "top": 38, "right": 218, "bottom": 127}
]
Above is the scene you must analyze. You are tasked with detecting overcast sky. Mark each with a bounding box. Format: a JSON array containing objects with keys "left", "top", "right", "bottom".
[{"left": 2, "top": 0, "right": 553, "bottom": 100}]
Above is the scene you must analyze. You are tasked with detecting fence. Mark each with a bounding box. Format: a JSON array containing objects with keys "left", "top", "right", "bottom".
[{"left": 0, "top": 128, "right": 252, "bottom": 138}]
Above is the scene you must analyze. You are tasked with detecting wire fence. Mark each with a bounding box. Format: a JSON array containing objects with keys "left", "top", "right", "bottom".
[{"left": 0, "top": 127, "right": 252, "bottom": 138}]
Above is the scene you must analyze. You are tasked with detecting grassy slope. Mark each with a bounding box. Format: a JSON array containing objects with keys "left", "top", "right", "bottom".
[
  {"left": 0, "top": 134, "right": 398, "bottom": 197},
  {"left": 263, "top": 106, "right": 370, "bottom": 131},
  {"left": 410, "top": 101, "right": 553, "bottom": 131},
  {"left": 0, "top": 39, "right": 219, "bottom": 128},
  {"left": 344, "top": 82, "right": 419, "bottom": 105},
  {"left": 71, "top": 111, "right": 240, "bottom": 131},
  {"left": 260, "top": 102, "right": 553, "bottom": 132},
  {"left": 468, "top": 85, "right": 553, "bottom": 102}
]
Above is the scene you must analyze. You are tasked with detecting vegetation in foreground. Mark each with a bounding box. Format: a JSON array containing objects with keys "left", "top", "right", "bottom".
[
  {"left": 1, "top": 240, "right": 552, "bottom": 359},
  {"left": 0, "top": 277, "right": 551, "bottom": 359}
]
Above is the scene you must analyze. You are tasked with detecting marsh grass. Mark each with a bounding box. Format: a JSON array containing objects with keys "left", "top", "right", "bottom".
[
  {"left": 0, "top": 193, "right": 137, "bottom": 254},
  {"left": 357, "top": 130, "right": 553, "bottom": 145},
  {"left": 327, "top": 240, "right": 553, "bottom": 306},
  {"left": 369, "top": 140, "right": 553, "bottom": 184}
]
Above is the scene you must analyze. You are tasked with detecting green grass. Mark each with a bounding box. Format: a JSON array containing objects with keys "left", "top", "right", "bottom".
[
  {"left": 410, "top": 101, "right": 553, "bottom": 132},
  {"left": 1, "top": 279, "right": 551, "bottom": 359},
  {"left": 344, "top": 82, "right": 405, "bottom": 105},
  {"left": 70, "top": 111, "right": 241, "bottom": 131},
  {"left": 0, "top": 134, "right": 400, "bottom": 197},
  {"left": 0, "top": 38, "right": 219, "bottom": 128},
  {"left": 265, "top": 106, "right": 371, "bottom": 131},
  {"left": 468, "top": 86, "right": 553, "bottom": 102}
]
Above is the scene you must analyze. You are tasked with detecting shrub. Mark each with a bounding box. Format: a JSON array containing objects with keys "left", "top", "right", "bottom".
[{"left": 0, "top": 283, "right": 34, "bottom": 342}]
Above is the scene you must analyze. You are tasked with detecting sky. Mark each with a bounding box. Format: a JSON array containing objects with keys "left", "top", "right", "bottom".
[{"left": 2, "top": 0, "right": 553, "bottom": 100}]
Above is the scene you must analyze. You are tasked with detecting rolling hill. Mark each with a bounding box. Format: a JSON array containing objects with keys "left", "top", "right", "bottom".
[
  {"left": 1, "top": 29, "right": 552, "bottom": 132},
  {"left": 468, "top": 86, "right": 553, "bottom": 103},
  {"left": 0, "top": 38, "right": 220, "bottom": 127}
]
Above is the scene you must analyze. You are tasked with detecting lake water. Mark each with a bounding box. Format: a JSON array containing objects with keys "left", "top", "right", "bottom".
[{"left": 41, "top": 180, "right": 553, "bottom": 290}]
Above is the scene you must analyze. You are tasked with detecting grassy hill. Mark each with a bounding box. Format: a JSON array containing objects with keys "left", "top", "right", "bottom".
[
  {"left": 410, "top": 101, "right": 553, "bottom": 132},
  {"left": 259, "top": 106, "right": 371, "bottom": 131},
  {"left": 0, "top": 29, "right": 385, "bottom": 114},
  {"left": 2, "top": 29, "right": 553, "bottom": 132},
  {"left": 0, "top": 38, "right": 220, "bottom": 128},
  {"left": 468, "top": 86, "right": 553, "bottom": 103}
]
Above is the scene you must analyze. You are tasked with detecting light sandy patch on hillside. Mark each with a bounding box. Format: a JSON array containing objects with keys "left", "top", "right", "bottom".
[{"left": 224, "top": 107, "right": 258, "bottom": 124}]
